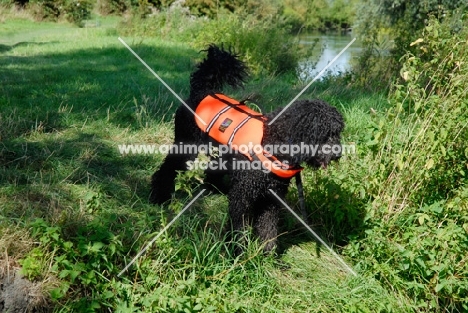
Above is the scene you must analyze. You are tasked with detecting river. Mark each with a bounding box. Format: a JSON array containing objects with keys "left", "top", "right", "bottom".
[{"left": 298, "top": 31, "right": 362, "bottom": 79}]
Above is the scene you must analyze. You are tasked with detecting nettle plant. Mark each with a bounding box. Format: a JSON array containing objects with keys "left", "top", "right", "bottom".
[
  {"left": 21, "top": 218, "right": 124, "bottom": 309},
  {"left": 347, "top": 16, "right": 468, "bottom": 311},
  {"left": 380, "top": 16, "right": 468, "bottom": 204}
]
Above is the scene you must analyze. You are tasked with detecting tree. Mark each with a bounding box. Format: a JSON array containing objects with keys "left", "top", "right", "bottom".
[{"left": 379, "top": 0, "right": 466, "bottom": 28}]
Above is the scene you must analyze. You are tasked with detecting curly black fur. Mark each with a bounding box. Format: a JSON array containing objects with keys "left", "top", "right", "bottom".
[
  {"left": 188, "top": 44, "right": 248, "bottom": 108},
  {"left": 150, "top": 45, "right": 344, "bottom": 253}
]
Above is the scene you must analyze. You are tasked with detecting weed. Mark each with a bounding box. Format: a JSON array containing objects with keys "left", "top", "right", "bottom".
[{"left": 343, "top": 16, "right": 468, "bottom": 311}]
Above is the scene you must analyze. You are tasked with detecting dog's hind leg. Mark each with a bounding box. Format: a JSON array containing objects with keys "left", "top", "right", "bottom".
[{"left": 227, "top": 180, "right": 256, "bottom": 254}]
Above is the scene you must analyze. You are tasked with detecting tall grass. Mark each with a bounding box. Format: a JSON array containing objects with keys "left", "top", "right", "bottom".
[{"left": 340, "top": 16, "right": 468, "bottom": 311}]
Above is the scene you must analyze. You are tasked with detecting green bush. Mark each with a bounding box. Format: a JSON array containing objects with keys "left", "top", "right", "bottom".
[
  {"left": 192, "top": 14, "right": 302, "bottom": 75},
  {"left": 29, "top": 0, "right": 61, "bottom": 20},
  {"left": 354, "top": 0, "right": 467, "bottom": 89},
  {"left": 29, "top": 0, "right": 93, "bottom": 26},
  {"left": 62, "top": 0, "right": 93, "bottom": 25},
  {"left": 345, "top": 16, "right": 468, "bottom": 311},
  {"left": 118, "top": 0, "right": 196, "bottom": 40},
  {"left": 371, "top": 16, "right": 468, "bottom": 205},
  {"left": 347, "top": 191, "right": 468, "bottom": 311},
  {"left": 97, "top": 0, "right": 137, "bottom": 15}
]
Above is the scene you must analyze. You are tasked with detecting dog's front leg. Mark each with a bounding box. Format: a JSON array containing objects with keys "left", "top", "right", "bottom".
[
  {"left": 150, "top": 107, "right": 201, "bottom": 205},
  {"left": 254, "top": 200, "right": 281, "bottom": 253},
  {"left": 149, "top": 151, "right": 196, "bottom": 204},
  {"left": 227, "top": 177, "right": 259, "bottom": 254}
]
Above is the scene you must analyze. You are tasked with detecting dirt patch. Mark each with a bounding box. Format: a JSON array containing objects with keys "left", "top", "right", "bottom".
[{"left": 0, "top": 268, "right": 48, "bottom": 313}]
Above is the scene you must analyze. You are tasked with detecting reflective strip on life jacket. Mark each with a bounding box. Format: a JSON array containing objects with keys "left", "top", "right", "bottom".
[
  {"left": 195, "top": 94, "right": 303, "bottom": 179},
  {"left": 195, "top": 94, "right": 264, "bottom": 149}
]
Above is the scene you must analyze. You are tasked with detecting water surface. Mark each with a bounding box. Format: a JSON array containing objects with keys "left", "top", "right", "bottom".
[{"left": 299, "top": 31, "right": 362, "bottom": 79}]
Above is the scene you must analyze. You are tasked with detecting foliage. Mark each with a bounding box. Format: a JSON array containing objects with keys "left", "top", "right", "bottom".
[
  {"left": 283, "top": 0, "right": 359, "bottom": 31},
  {"left": 62, "top": 0, "right": 94, "bottom": 25},
  {"left": 191, "top": 13, "right": 302, "bottom": 75},
  {"left": 28, "top": 0, "right": 93, "bottom": 26},
  {"left": 184, "top": 0, "right": 240, "bottom": 17},
  {"left": 21, "top": 218, "right": 123, "bottom": 304},
  {"left": 354, "top": 0, "right": 467, "bottom": 88},
  {"left": 378, "top": 0, "right": 466, "bottom": 29},
  {"left": 118, "top": 0, "right": 196, "bottom": 41},
  {"left": 371, "top": 16, "right": 468, "bottom": 204},
  {"left": 17, "top": 190, "right": 277, "bottom": 311},
  {"left": 3, "top": 0, "right": 359, "bottom": 31},
  {"left": 171, "top": 152, "right": 207, "bottom": 209},
  {"left": 119, "top": 5, "right": 305, "bottom": 75},
  {"left": 344, "top": 16, "right": 468, "bottom": 311},
  {"left": 99, "top": 0, "right": 358, "bottom": 31},
  {"left": 346, "top": 192, "right": 468, "bottom": 311},
  {"left": 97, "top": 0, "right": 138, "bottom": 15}
]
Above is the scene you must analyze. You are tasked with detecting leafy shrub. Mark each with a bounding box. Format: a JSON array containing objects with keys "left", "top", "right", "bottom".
[
  {"left": 371, "top": 16, "right": 468, "bottom": 205},
  {"left": 347, "top": 191, "right": 468, "bottom": 311},
  {"left": 377, "top": 0, "right": 466, "bottom": 30},
  {"left": 354, "top": 0, "right": 467, "bottom": 89},
  {"left": 29, "top": 0, "right": 61, "bottom": 20},
  {"left": 29, "top": 0, "right": 93, "bottom": 26},
  {"left": 345, "top": 16, "right": 468, "bottom": 311},
  {"left": 62, "top": 0, "right": 93, "bottom": 25},
  {"left": 97, "top": 0, "right": 137, "bottom": 15},
  {"left": 119, "top": 0, "right": 196, "bottom": 40},
  {"left": 20, "top": 218, "right": 124, "bottom": 308},
  {"left": 192, "top": 13, "right": 302, "bottom": 75}
]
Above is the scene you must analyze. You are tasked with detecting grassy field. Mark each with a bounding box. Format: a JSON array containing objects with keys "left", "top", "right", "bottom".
[{"left": 0, "top": 14, "right": 457, "bottom": 312}]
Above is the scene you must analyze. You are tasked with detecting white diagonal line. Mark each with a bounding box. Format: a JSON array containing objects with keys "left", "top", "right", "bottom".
[
  {"left": 269, "top": 189, "right": 357, "bottom": 276},
  {"left": 118, "top": 37, "right": 207, "bottom": 126},
  {"left": 118, "top": 189, "right": 206, "bottom": 277},
  {"left": 268, "top": 38, "right": 356, "bottom": 125}
]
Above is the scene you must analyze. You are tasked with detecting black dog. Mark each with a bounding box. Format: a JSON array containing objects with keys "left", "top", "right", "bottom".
[{"left": 150, "top": 45, "right": 344, "bottom": 253}]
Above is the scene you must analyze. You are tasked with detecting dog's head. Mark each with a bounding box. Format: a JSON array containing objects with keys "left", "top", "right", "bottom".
[{"left": 265, "top": 99, "right": 345, "bottom": 170}]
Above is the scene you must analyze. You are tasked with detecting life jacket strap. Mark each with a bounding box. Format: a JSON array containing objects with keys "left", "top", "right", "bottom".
[{"left": 210, "top": 93, "right": 266, "bottom": 122}]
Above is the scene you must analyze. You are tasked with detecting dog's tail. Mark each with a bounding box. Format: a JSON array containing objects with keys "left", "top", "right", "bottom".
[{"left": 189, "top": 45, "right": 248, "bottom": 100}]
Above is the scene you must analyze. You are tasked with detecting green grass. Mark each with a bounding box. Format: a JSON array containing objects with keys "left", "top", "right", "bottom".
[{"left": 0, "top": 15, "right": 414, "bottom": 312}]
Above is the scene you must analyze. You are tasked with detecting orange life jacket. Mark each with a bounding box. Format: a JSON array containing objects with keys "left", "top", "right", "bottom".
[{"left": 195, "top": 93, "right": 303, "bottom": 178}]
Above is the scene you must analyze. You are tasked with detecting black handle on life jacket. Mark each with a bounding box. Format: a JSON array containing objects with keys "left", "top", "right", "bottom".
[{"left": 210, "top": 93, "right": 265, "bottom": 121}]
